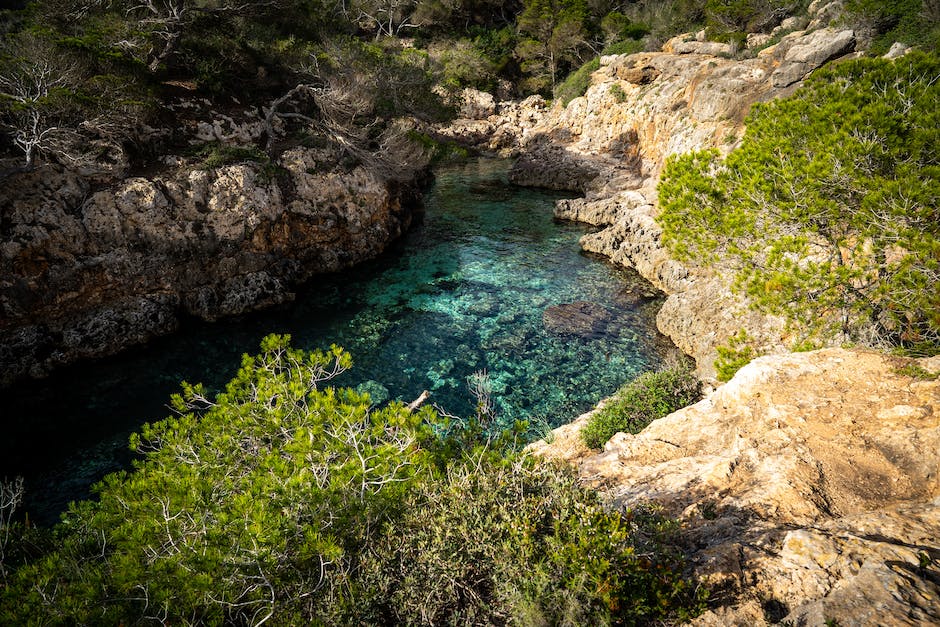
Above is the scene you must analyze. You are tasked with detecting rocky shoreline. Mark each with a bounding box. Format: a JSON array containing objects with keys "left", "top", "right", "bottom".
[
  {"left": 453, "top": 21, "right": 863, "bottom": 379},
  {"left": 531, "top": 349, "right": 940, "bottom": 625},
  {"left": 0, "top": 123, "right": 429, "bottom": 386},
  {"left": 445, "top": 5, "right": 940, "bottom": 623},
  {"left": 3, "top": 2, "right": 938, "bottom": 619}
]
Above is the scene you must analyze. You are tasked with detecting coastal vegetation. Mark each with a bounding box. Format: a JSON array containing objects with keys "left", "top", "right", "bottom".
[
  {"left": 659, "top": 51, "right": 940, "bottom": 354},
  {"left": 580, "top": 364, "right": 701, "bottom": 449},
  {"left": 3, "top": 0, "right": 940, "bottom": 622},
  {"left": 0, "top": 336, "right": 705, "bottom": 624}
]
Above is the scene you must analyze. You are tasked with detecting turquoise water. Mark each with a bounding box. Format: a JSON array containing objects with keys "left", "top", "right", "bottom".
[{"left": 2, "top": 159, "right": 674, "bottom": 524}]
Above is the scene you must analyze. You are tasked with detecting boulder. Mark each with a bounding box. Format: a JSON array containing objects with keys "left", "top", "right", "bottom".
[
  {"left": 884, "top": 41, "right": 912, "bottom": 59},
  {"left": 746, "top": 33, "right": 772, "bottom": 49},
  {"left": 614, "top": 64, "right": 661, "bottom": 85},
  {"left": 459, "top": 88, "right": 497, "bottom": 119},
  {"left": 807, "top": 0, "right": 846, "bottom": 29},
  {"left": 771, "top": 28, "right": 856, "bottom": 87},
  {"left": 664, "top": 34, "right": 735, "bottom": 57}
]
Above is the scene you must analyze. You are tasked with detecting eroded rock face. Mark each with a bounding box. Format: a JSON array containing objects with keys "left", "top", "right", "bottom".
[
  {"left": 771, "top": 28, "right": 856, "bottom": 87},
  {"left": 436, "top": 95, "right": 551, "bottom": 158},
  {"left": 531, "top": 349, "right": 940, "bottom": 625},
  {"left": 0, "top": 142, "right": 424, "bottom": 384}
]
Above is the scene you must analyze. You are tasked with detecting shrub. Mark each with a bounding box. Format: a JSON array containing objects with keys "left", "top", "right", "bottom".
[
  {"left": 581, "top": 364, "right": 701, "bottom": 448},
  {"left": 1, "top": 336, "right": 706, "bottom": 625},
  {"left": 191, "top": 142, "right": 269, "bottom": 169},
  {"left": 609, "top": 83, "right": 628, "bottom": 102},
  {"left": 405, "top": 129, "right": 470, "bottom": 165},
  {"left": 435, "top": 38, "right": 497, "bottom": 92},
  {"left": 556, "top": 56, "right": 601, "bottom": 105},
  {"left": 334, "top": 454, "right": 707, "bottom": 625},
  {"left": 471, "top": 25, "right": 518, "bottom": 75},
  {"left": 845, "top": 0, "right": 940, "bottom": 54},
  {"left": 602, "top": 38, "right": 646, "bottom": 56},
  {"left": 893, "top": 361, "right": 939, "bottom": 380},
  {"left": 600, "top": 11, "right": 652, "bottom": 51},
  {"left": 1, "top": 335, "right": 445, "bottom": 624},
  {"left": 612, "top": 0, "right": 708, "bottom": 48},
  {"left": 714, "top": 329, "right": 761, "bottom": 381}
]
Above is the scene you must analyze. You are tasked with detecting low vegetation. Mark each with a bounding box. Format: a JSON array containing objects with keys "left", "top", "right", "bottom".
[
  {"left": 0, "top": 335, "right": 705, "bottom": 624},
  {"left": 714, "top": 330, "right": 762, "bottom": 382},
  {"left": 581, "top": 364, "right": 702, "bottom": 449},
  {"left": 844, "top": 0, "right": 940, "bottom": 53},
  {"left": 556, "top": 56, "right": 601, "bottom": 106}
]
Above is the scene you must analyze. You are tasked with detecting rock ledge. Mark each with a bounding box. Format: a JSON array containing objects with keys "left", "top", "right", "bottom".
[{"left": 531, "top": 349, "right": 940, "bottom": 625}]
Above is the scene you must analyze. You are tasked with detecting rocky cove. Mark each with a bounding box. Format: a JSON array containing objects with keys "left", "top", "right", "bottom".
[
  {"left": 2, "top": 157, "right": 682, "bottom": 523},
  {"left": 452, "top": 21, "right": 870, "bottom": 377},
  {"left": 1, "top": 1, "right": 938, "bottom": 623},
  {"left": 441, "top": 8, "right": 940, "bottom": 624}
]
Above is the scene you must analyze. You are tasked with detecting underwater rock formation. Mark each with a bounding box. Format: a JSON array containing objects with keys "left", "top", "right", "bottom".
[{"left": 542, "top": 301, "right": 611, "bottom": 339}]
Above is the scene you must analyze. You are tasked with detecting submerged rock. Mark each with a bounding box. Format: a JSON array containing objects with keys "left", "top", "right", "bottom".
[{"left": 542, "top": 301, "right": 611, "bottom": 339}]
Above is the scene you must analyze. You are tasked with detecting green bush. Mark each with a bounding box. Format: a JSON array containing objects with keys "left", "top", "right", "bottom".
[
  {"left": 845, "top": 0, "right": 940, "bottom": 54},
  {"left": 602, "top": 38, "right": 647, "bottom": 56},
  {"left": 609, "top": 83, "right": 628, "bottom": 102},
  {"left": 714, "top": 329, "right": 761, "bottom": 382},
  {"left": 659, "top": 52, "right": 940, "bottom": 354},
  {"left": 1, "top": 335, "right": 706, "bottom": 625},
  {"left": 191, "top": 142, "right": 270, "bottom": 169},
  {"left": 893, "top": 361, "right": 940, "bottom": 380},
  {"left": 435, "top": 38, "right": 497, "bottom": 92},
  {"left": 1, "top": 335, "right": 443, "bottom": 624},
  {"left": 705, "top": 0, "right": 791, "bottom": 36},
  {"left": 581, "top": 364, "right": 702, "bottom": 449},
  {"left": 406, "top": 129, "right": 471, "bottom": 165},
  {"left": 471, "top": 25, "right": 518, "bottom": 75},
  {"left": 600, "top": 10, "right": 652, "bottom": 51},
  {"left": 330, "top": 455, "right": 706, "bottom": 625},
  {"left": 556, "top": 56, "right": 601, "bottom": 105}
]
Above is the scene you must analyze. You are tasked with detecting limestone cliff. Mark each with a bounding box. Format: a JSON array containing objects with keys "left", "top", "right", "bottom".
[
  {"left": 531, "top": 349, "right": 940, "bottom": 625},
  {"left": 0, "top": 120, "right": 429, "bottom": 385}
]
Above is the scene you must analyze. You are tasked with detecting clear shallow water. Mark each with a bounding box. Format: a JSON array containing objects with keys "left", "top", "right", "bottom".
[{"left": 2, "top": 159, "right": 675, "bottom": 525}]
